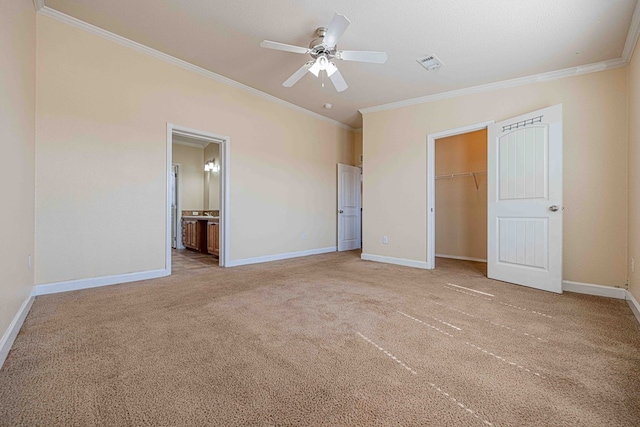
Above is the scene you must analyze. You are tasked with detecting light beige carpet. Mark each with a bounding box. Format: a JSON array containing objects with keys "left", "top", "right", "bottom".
[{"left": 1, "top": 251, "right": 639, "bottom": 426}]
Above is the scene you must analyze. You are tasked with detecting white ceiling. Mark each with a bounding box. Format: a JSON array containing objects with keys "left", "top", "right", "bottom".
[{"left": 42, "top": 0, "right": 639, "bottom": 129}]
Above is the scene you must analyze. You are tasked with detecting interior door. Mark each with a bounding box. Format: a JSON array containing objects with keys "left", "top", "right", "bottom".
[
  {"left": 337, "top": 163, "right": 361, "bottom": 251},
  {"left": 487, "top": 105, "right": 563, "bottom": 293}
]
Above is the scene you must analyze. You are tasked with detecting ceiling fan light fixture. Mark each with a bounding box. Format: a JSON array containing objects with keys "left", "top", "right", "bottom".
[
  {"left": 326, "top": 62, "right": 337, "bottom": 76},
  {"left": 309, "top": 54, "right": 330, "bottom": 76},
  {"left": 261, "top": 12, "right": 387, "bottom": 93},
  {"left": 309, "top": 61, "right": 321, "bottom": 77}
]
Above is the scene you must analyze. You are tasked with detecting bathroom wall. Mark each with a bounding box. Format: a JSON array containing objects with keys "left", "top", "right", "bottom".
[{"left": 172, "top": 143, "right": 205, "bottom": 211}]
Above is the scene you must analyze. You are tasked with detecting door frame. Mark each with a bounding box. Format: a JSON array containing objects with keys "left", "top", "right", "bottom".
[
  {"left": 426, "top": 120, "right": 494, "bottom": 269},
  {"left": 166, "top": 123, "right": 231, "bottom": 270},
  {"left": 171, "top": 163, "right": 184, "bottom": 249}
]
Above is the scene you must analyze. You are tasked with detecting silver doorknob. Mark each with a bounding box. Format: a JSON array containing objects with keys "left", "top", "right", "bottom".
[
  {"left": 549, "top": 205, "right": 559, "bottom": 212},
  {"left": 339, "top": 210, "right": 344, "bottom": 214}
]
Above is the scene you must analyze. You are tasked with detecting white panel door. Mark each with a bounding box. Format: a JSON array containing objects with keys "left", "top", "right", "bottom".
[
  {"left": 487, "top": 105, "right": 563, "bottom": 293},
  {"left": 337, "top": 163, "right": 361, "bottom": 251}
]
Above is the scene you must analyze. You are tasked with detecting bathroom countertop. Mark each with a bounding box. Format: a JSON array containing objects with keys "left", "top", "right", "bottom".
[{"left": 181, "top": 215, "right": 219, "bottom": 222}]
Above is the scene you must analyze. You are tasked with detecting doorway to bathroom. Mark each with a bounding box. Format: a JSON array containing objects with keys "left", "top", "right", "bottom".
[{"left": 166, "top": 124, "right": 230, "bottom": 271}]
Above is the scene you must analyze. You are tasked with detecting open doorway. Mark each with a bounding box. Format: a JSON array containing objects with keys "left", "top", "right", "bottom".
[
  {"left": 166, "top": 124, "right": 230, "bottom": 273},
  {"left": 427, "top": 121, "right": 493, "bottom": 269},
  {"left": 434, "top": 129, "right": 487, "bottom": 264}
]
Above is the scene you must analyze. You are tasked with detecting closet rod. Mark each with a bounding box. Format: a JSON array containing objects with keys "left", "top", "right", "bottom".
[
  {"left": 434, "top": 171, "right": 487, "bottom": 180},
  {"left": 435, "top": 170, "right": 486, "bottom": 191}
]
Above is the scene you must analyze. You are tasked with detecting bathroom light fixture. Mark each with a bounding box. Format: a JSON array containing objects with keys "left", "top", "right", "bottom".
[{"left": 204, "top": 160, "right": 219, "bottom": 172}]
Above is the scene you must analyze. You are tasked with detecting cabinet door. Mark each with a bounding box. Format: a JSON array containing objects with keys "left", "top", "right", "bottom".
[
  {"left": 212, "top": 223, "right": 219, "bottom": 256},
  {"left": 207, "top": 223, "right": 215, "bottom": 254},
  {"left": 181, "top": 220, "right": 188, "bottom": 247},
  {"left": 184, "top": 221, "right": 198, "bottom": 249},
  {"left": 190, "top": 222, "right": 198, "bottom": 249},
  {"left": 207, "top": 223, "right": 219, "bottom": 256}
]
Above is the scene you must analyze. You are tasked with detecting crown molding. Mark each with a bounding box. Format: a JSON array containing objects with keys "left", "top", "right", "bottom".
[
  {"left": 37, "top": 3, "right": 638, "bottom": 126},
  {"left": 359, "top": 57, "right": 627, "bottom": 115},
  {"left": 37, "top": 7, "right": 355, "bottom": 132},
  {"left": 622, "top": 0, "right": 640, "bottom": 62}
]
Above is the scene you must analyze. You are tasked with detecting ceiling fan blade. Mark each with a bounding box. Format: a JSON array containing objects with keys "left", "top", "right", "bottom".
[
  {"left": 338, "top": 50, "right": 388, "bottom": 64},
  {"left": 328, "top": 67, "right": 348, "bottom": 92},
  {"left": 283, "top": 62, "right": 313, "bottom": 87},
  {"left": 323, "top": 13, "right": 350, "bottom": 48},
  {"left": 261, "top": 40, "right": 310, "bottom": 54}
]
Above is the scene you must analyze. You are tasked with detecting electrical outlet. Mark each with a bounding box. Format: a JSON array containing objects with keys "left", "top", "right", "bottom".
[
  {"left": 383, "top": 236, "right": 388, "bottom": 244},
  {"left": 632, "top": 257, "right": 635, "bottom": 273},
  {"left": 302, "top": 233, "right": 307, "bottom": 240}
]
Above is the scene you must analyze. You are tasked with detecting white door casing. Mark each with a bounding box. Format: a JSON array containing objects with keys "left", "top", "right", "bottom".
[
  {"left": 337, "top": 163, "right": 362, "bottom": 251},
  {"left": 487, "top": 105, "right": 563, "bottom": 293}
]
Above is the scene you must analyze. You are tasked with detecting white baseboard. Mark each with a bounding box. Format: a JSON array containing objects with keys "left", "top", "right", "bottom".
[
  {"left": 0, "top": 294, "right": 35, "bottom": 369},
  {"left": 32, "top": 269, "right": 170, "bottom": 296},
  {"left": 226, "top": 247, "right": 336, "bottom": 267},
  {"left": 436, "top": 254, "right": 488, "bottom": 263},
  {"left": 626, "top": 291, "right": 640, "bottom": 325},
  {"left": 361, "top": 253, "right": 431, "bottom": 269},
  {"left": 562, "top": 280, "right": 627, "bottom": 299}
]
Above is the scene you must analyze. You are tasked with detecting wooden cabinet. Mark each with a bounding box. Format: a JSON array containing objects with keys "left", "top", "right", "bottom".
[
  {"left": 181, "top": 219, "right": 206, "bottom": 252},
  {"left": 181, "top": 217, "right": 218, "bottom": 256},
  {"left": 207, "top": 221, "right": 219, "bottom": 257},
  {"left": 181, "top": 219, "right": 196, "bottom": 250}
]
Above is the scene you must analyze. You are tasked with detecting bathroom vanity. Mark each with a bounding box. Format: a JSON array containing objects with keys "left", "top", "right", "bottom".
[{"left": 181, "top": 216, "right": 219, "bottom": 257}]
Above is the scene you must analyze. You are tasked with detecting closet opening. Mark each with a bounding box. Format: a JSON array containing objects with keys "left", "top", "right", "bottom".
[{"left": 426, "top": 121, "right": 493, "bottom": 270}]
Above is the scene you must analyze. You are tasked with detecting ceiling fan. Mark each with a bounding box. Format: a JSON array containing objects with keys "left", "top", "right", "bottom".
[{"left": 260, "top": 13, "right": 388, "bottom": 92}]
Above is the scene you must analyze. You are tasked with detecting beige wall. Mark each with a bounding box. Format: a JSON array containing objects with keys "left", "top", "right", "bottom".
[
  {"left": 363, "top": 68, "right": 628, "bottom": 287},
  {"left": 35, "top": 16, "right": 353, "bottom": 284},
  {"left": 629, "top": 41, "right": 640, "bottom": 301},
  {"left": 0, "top": 1, "right": 36, "bottom": 339},
  {"left": 172, "top": 144, "right": 205, "bottom": 211},
  {"left": 435, "top": 130, "right": 487, "bottom": 260},
  {"left": 204, "top": 142, "right": 220, "bottom": 211},
  {"left": 354, "top": 131, "right": 363, "bottom": 166}
]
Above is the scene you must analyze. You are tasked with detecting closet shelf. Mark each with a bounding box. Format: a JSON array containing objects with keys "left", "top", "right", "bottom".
[
  {"left": 435, "top": 171, "right": 486, "bottom": 191},
  {"left": 435, "top": 171, "right": 486, "bottom": 180}
]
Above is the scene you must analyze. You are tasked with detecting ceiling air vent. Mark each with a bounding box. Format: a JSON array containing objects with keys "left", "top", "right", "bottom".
[{"left": 416, "top": 54, "right": 444, "bottom": 71}]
